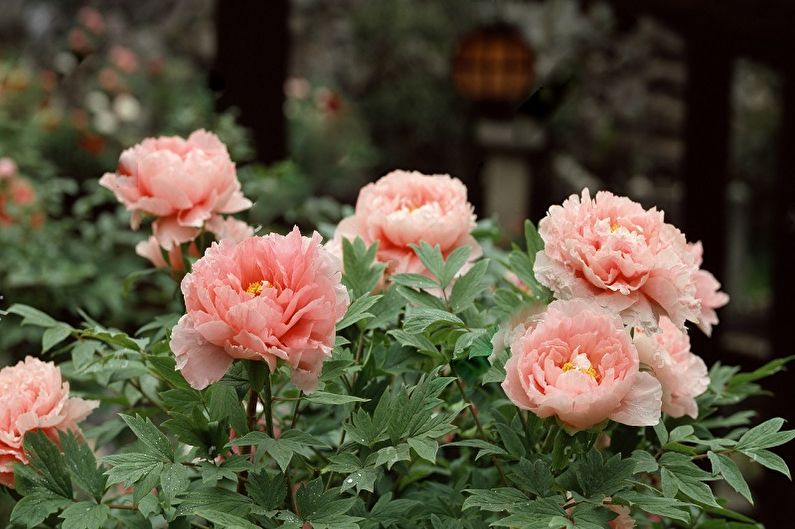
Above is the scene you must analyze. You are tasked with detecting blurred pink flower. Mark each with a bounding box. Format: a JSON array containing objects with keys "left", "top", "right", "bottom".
[
  {"left": 333, "top": 170, "right": 481, "bottom": 279},
  {"left": 688, "top": 242, "right": 729, "bottom": 336},
  {"left": 98, "top": 68, "right": 122, "bottom": 92},
  {"left": 0, "top": 157, "right": 18, "bottom": 179},
  {"left": 635, "top": 316, "right": 709, "bottom": 419},
  {"left": 109, "top": 46, "right": 139, "bottom": 74},
  {"left": 0, "top": 357, "right": 98, "bottom": 488},
  {"left": 9, "top": 179, "right": 35, "bottom": 205},
  {"left": 606, "top": 502, "right": 636, "bottom": 529},
  {"left": 100, "top": 130, "right": 251, "bottom": 249},
  {"left": 170, "top": 227, "right": 349, "bottom": 391},
  {"left": 502, "top": 299, "right": 662, "bottom": 431},
  {"left": 67, "top": 28, "right": 92, "bottom": 55},
  {"left": 534, "top": 189, "right": 700, "bottom": 330},
  {"left": 77, "top": 7, "right": 105, "bottom": 35}
]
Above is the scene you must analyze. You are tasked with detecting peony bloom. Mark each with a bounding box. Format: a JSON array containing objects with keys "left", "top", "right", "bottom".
[
  {"left": 688, "top": 242, "right": 729, "bottom": 336},
  {"left": 0, "top": 157, "right": 17, "bottom": 179},
  {"left": 100, "top": 130, "right": 252, "bottom": 249},
  {"left": 634, "top": 316, "right": 709, "bottom": 419},
  {"left": 109, "top": 46, "right": 139, "bottom": 74},
  {"left": 0, "top": 357, "right": 98, "bottom": 488},
  {"left": 170, "top": 227, "right": 349, "bottom": 391},
  {"left": 9, "top": 179, "right": 35, "bottom": 205},
  {"left": 502, "top": 299, "right": 662, "bottom": 431},
  {"left": 332, "top": 170, "right": 481, "bottom": 279},
  {"left": 534, "top": 189, "right": 700, "bottom": 330}
]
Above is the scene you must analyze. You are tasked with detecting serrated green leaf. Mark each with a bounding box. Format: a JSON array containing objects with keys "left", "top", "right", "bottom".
[
  {"left": 336, "top": 294, "right": 382, "bottom": 331},
  {"left": 462, "top": 487, "right": 528, "bottom": 511},
  {"left": 59, "top": 502, "right": 110, "bottom": 529},
  {"left": 403, "top": 307, "right": 463, "bottom": 334},
  {"left": 410, "top": 242, "right": 445, "bottom": 281},
  {"left": 174, "top": 487, "right": 253, "bottom": 517},
  {"left": 103, "top": 452, "right": 163, "bottom": 488},
  {"left": 247, "top": 471, "right": 287, "bottom": 510},
  {"left": 208, "top": 383, "right": 247, "bottom": 434},
  {"left": 160, "top": 463, "right": 190, "bottom": 501},
  {"left": 59, "top": 431, "right": 106, "bottom": 501},
  {"left": 407, "top": 437, "right": 438, "bottom": 463},
  {"left": 613, "top": 490, "right": 691, "bottom": 524},
  {"left": 9, "top": 490, "right": 71, "bottom": 529},
  {"left": 390, "top": 273, "right": 439, "bottom": 290},
  {"left": 120, "top": 414, "right": 173, "bottom": 461},
  {"left": 23, "top": 430, "right": 72, "bottom": 498},
  {"left": 449, "top": 259, "right": 489, "bottom": 312}
]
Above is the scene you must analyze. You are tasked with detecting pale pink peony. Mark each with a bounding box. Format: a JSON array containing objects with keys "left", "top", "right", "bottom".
[
  {"left": 100, "top": 130, "right": 252, "bottom": 249},
  {"left": 688, "top": 242, "right": 729, "bottom": 336},
  {"left": 502, "top": 299, "right": 662, "bottom": 431},
  {"left": 635, "top": 316, "right": 709, "bottom": 419},
  {"left": 0, "top": 357, "right": 98, "bottom": 488},
  {"left": 205, "top": 215, "right": 255, "bottom": 243},
  {"left": 170, "top": 227, "right": 349, "bottom": 391},
  {"left": 534, "top": 189, "right": 700, "bottom": 330},
  {"left": 332, "top": 170, "right": 481, "bottom": 278},
  {"left": 0, "top": 157, "right": 17, "bottom": 179}
]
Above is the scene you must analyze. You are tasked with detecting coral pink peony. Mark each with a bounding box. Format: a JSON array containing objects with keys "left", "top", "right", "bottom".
[
  {"left": 502, "top": 299, "right": 662, "bottom": 431},
  {"left": 0, "top": 357, "right": 98, "bottom": 488},
  {"left": 109, "top": 46, "right": 139, "bottom": 74},
  {"left": 635, "top": 316, "right": 709, "bottom": 418},
  {"left": 170, "top": 227, "right": 349, "bottom": 391},
  {"left": 534, "top": 189, "right": 700, "bottom": 330},
  {"left": 100, "top": 130, "right": 252, "bottom": 249},
  {"left": 688, "top": 242, "right": 729, "bottom": 336},
  {"left": 333, "top": 170, "right": 481, "bottom": 278}
]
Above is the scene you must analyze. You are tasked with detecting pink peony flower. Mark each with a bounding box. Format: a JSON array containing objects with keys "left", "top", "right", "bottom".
[
  {"left": 333, "top": 170, "right": 481, "bottom": 279},
  {"left": 502, "top": 299, "right": 662, "bottom": 431},
  {"left": 100, "top": 130, "right": 252, "bottom": 249},
  {"left": 170, "top": 227, "right": 349, "bottom": 391},
  {"left": 688, "top": 242, "right": 729, "bottom": 336},
  {"left": 109, "top": 46, "right": 139, "bottom": 74},
  {"left": 634, "top": 316, "right": 709, "bottom": 419},
  {"left": 9, "top": 179, "right": 35, "bottom": 205},
  {"left": 77, "top": 7, "right": 105, "bottom": 34},
  {"left": 0, "top": 157, "right": 17, "bottom": 179},
  {"left": 0, "top": 357, "right": 98, "bottom": 488},
  {"left": 205, "top": 215, "right": 255, "bottom": 243},
  {"left": 534, "top": 189, "right": 700, "bottom": 330}
]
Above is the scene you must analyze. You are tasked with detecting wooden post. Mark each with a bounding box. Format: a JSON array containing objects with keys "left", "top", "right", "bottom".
[{"left": 212, "top": 0, "right": 289, "bottom": 164}]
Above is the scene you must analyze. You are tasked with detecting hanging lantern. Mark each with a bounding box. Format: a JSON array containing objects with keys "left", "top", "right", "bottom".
[{"left": 452, "top": 23, "right": 535, "bottom": 108}]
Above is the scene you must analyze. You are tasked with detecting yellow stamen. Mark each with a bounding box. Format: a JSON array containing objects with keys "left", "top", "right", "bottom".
[
  {"left": 562, "top": 357, "right": 599, "bottom": 380},
  {"left": 246, "top": 280, "right": 271, "bottom": 296},
  {"left": 610, "top": 222, "right": 619, "bottom": 233}
]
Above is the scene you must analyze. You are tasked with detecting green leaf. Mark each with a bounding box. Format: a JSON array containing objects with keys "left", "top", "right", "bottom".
[
  {"left": 120, "top": 414, "right": 174, "bottom": 461},
  {"left": 628, "top": 450, "right": 659, "bottom": 474},
  {"left": 708, "top": 451, "right": 753, "bottom": 504},
  {"left": 440, "top": 246, "right": 473, "bottom": 286},
  {"left": 7, "top": 303, "right": 57, "bottom": 327},
  {"left": 507, "top": 458, "right": 553, "bottom": 497},
  {"left": 341, "top": 237, "right": 385, "bottom": 299},
  {"left": 572, "top": 450, "right": 635, "bottom": 499},
  {"left": 160, "top": 463, "right": 190, "bottom": 501},
  {"left": 407, "top": 437, "right": 438, "bottom": 463},
  {"left": 372, "top": 444, "right": 411, "bottom": 470},
  {"left": 59, "top": 431, "right": 106, "bottom": 501},
  {"left": 336, "top": 294, "right": 382, "bottom": 331},
  {"left": 9, "top": 490, "right": 71, "bottom": 529},
  {"left": 340, "top": 466, "right": 379, "bottom": 494},
  {"left": 403, "top": 307, "right": 463, "bottom": 334},
  {"left": 492, "top": 497, "right": 567, "bottom": 528},
  {"left": 72, "top": 340, "right": 101, "bottom": 371},
  {"left": 653, "top": 420, "right": 668, "bottom": 445},
  {"left": 247, "top": 471, "right": 287, "bottom": 510},
  {"left": 103, "top": 452, "right": 164, "bottom": 488},
  {"left": 740, "top": 448, "right": 791, "bottom": 479},
  {"left": 447, "top": 439, "right": 508, "bottom": 461},
  {"left": 449, "top": 259, "right": 489, "bottom": 312},
  {"left": 524, "top": 219, "right": 544, "bottom": 257},
  {"left": 23, "top": 430, "right": 72, "bottom": 498},
  {"left": 410, "top": 242, "right": 445, "bottom": 281},
  {"left": 208, "top": 384, "right": 247, "bottom": 434},
  {"left": 390, "top": 273, "right": 439, "bottom": 290},
  {"left": 304, "top": 391, "right": 370, "bottom": 405},
  {"left": 59, "top": 502, "right": 110, "bottom": 529},
  {"left": 195, "top": 510, "right": 260, "bottom": 529},
  {"left": 42, "top": 323, "right": 73, "bottom": 352},
  {"left": 462, "top": 487, "right": 529, "bottom": 511},
  {"left": 613, "top": 491, "right": 690, "bottom": 524},
  {"left": 174, "top": 487, "right": 253, "bottom": 517},
  {"left": 737, "top": 418, "right": 795, "bottom": 450}
]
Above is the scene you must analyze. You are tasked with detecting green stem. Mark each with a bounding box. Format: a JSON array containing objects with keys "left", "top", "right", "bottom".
[
  {"left": 263, "top": 374, "right": 274, "bottom": 438},
  {"left": 290, "top": 391, "right": 303, "bottom": 429},
  {"left": 449, "top": 362, "right": 507, "bottom": 484}
]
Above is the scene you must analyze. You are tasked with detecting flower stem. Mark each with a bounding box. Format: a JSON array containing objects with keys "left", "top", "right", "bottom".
[
  {"left": 263, "top": 373, "right": 274, "bottom": 437},
  {"left": 449, "top": 362, "right": 507, "bottom": 484}
]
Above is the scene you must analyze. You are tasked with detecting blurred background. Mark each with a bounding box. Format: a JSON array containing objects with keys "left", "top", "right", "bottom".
[{"left": 1, "top": 0, "right": 793, "bottom": 522}]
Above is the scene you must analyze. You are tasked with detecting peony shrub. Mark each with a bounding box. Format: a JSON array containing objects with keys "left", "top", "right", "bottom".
[{"left": 1, "top": 133, "right": 793, "bottom": 529}]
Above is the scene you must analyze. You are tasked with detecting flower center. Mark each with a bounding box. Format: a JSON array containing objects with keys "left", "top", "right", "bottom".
[
  {"left": 246, "top": 280, "right": 271, "bottom": 296},
  {"left": 562, "top": 352, "right": 599, "bottom": 380},
  {"left": 610, "top": 222, "right": 620, "bottom": 233}
]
